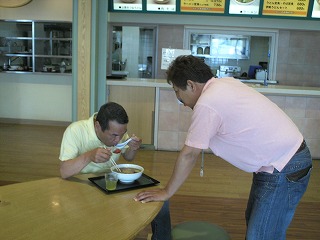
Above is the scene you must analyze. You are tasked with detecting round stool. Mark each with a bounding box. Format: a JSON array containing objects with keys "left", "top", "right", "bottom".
[{"left": 172, "top": 221, "right": 231, "bottom": 240}]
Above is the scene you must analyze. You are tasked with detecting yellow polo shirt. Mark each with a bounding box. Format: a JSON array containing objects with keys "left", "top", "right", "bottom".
[{"left": 59, "top": 114, "right": 129, "bottom": 174}]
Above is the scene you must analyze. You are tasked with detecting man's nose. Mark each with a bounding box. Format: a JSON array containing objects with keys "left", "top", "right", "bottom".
[{"left": 115, "top": 136, "right": 122, "bottom": 143}]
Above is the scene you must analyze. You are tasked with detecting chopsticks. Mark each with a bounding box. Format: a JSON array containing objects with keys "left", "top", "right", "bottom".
[
  {"left": 110, "top": 158, "right": 121, "bottom": 173},
  {"left": 103, "top": 146, "right": 121, "bottom": 172}
]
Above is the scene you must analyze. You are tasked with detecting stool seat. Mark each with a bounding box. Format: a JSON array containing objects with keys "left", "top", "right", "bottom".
[{"left": 172, "top": 221, "right": 231, "bottom": 240}]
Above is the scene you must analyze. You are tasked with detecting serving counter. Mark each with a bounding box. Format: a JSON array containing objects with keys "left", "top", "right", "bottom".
[
  {"left": 106, "top": 78, "right": 320, "bottom": 158},
  {"left": 106, "top": 78, "right": 320, "bottom": 96}
]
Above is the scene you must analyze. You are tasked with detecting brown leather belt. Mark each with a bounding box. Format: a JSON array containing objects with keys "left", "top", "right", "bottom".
[{"left": 296, "top": 140, "right": 306, "bottom": 154}]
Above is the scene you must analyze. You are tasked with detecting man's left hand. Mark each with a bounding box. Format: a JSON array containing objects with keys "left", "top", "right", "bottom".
[{"left": 127, "top": 134, "right": 142, "bottom": 151}]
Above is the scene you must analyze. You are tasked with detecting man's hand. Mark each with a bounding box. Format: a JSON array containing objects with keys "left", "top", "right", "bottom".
[
  {"left": 123, "top": 134, "right": 142, "bottom": 161},
  {"left": 90, "top": 147, "right": 112, "bottom": 163},
  {"left": 134, "top": 188, "right": 170, "bottom": 203},
  {"left": 127, "top": 134, "right": 142, "bottom": 151},
  {"left": 134, "top": 145, "right": 201, "bottom": 203},
  {"left": 60, "top": 147, "right": 112, "bottom": 179}
]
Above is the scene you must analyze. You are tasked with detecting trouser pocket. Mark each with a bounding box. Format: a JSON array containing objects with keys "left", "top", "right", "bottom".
[{"left": 286, "top": 165, "right": 312, "bottom": 182}]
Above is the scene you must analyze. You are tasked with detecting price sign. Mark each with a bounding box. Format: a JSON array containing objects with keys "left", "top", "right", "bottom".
[
  {"left": 113, "top": 0, "right": 143, "bottom": 11},
  {"left": 147, "top": 0, "right": 176, "bottom": 12},
  {"left": 262, "top": 0, "right": 310, "bottom": 17},
  {"left": 180, "top": 0, "right": 226, "bottom": 13}
]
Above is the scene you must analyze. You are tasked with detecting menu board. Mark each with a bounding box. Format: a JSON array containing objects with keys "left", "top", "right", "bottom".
[
  {"left": 147, "top": 0, "right": 176, "bottom": 12},
  {"left": 262, "top": 0, "right": 310, "bottom": 17},
  {"left": 109, "top": 0, "right": 320, "bottom": 20},
  {"left": 113, "top": 0, "right": 143, "bottom": 11},
  {"left": 312, "top": 0, "right": 320, "bottom": 18},
  {"left": 229, "top": 0, "right": 260, "bottom": 15},
  {"left": 180, "top": 0, "right": 225, "bottom": 13}
]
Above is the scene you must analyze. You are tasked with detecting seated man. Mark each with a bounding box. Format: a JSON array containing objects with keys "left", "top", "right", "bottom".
[{"left": 59, "top": 102, "right": 171, "bottom": 240}]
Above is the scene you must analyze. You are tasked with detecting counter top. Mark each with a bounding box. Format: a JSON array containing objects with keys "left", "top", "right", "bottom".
[
  {"left": 248, "top": 84, "right": 320, "bottom": 96},
  {"left": 107, "top": 77, "right": 170, "bottom": 88},
  {"left": 106, "top": 78, "right": 320, "bottom": 97}
]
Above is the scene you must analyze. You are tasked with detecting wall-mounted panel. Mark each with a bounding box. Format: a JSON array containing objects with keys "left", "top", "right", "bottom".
[{"left": 108, "top": 0, "right": 320, "bottom": 20}]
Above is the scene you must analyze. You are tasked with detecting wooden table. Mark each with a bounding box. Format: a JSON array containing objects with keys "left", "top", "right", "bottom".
[{"left": 0, "top": 174, "right": 163, "bottom": 240}]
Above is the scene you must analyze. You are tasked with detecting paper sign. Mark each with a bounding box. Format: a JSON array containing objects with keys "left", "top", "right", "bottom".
[{"left": 161, "top": 48, "right": 191, "bottom": 70}]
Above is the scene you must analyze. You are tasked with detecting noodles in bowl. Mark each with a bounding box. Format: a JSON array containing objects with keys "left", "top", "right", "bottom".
[{"left": 111, "top": 164, "right": 144, "bottom": 184}]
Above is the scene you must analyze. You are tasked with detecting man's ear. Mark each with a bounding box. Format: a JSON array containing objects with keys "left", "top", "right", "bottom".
[
  {"left": 187, "top": 80, "right": 196, "bottom": 92},
  {"left": 94, "top": 120, "right": 100, "bottom": 131}
]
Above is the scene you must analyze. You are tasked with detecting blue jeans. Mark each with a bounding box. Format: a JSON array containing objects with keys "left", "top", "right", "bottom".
[
  {"left": 151, "top": 200, "right": 172, "bottom": 240},
  {"left": 245, "top": 146, "right": 312, "bottom": 240}
]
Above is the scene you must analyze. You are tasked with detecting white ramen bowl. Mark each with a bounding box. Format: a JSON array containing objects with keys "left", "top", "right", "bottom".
[{"left": 110, "top": 164, "right": 144, "bottom": 184}]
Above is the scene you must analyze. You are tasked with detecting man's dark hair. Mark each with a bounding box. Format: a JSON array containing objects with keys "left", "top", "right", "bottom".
[
  {"left": 166, "top": 55, "right": 214, "bottom": 90},
  {"left": 96, "top": 102, "right": 129, "bottom": 131}
]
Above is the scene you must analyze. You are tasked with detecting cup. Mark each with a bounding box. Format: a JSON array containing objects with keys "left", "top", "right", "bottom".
[{"left": 105, "top": 172, "right": 118, "bottom": 190}]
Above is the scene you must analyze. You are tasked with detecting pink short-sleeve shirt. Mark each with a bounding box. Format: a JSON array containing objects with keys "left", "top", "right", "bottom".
[{"left": 185, "top": 77, "right": 303, "bottom": 173}]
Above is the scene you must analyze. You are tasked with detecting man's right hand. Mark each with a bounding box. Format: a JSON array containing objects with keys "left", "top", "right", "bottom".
[
  {"left": 60, "top": 147, "right": 113, "bottom": 179},
  {"left": 90, "top": 147, "right": 112, "bottom": 163}
]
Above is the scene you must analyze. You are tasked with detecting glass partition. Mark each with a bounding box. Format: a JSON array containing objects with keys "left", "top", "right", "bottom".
[
  {"left": 108, "top": 24, "right": 157, "bottom": 79},
  {"left": 190, "top": 33, "right": 250, "bottom": 60},
  {"left": 185, "top": 27, "right": 278, "bottom": 81},
  {"left": 0, "top": 20, "right": 72, "bottom": 73}
]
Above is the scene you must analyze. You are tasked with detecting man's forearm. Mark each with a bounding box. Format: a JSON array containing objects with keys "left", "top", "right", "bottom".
[
  {"left": 165, "top": 146, "right": 200, "bottom": 197},
  {"left": 123, "top": 148, "right": 137, "bottom": 161},
  {"left": 60, "top": 154, "right": 91, "bottom": 179}
]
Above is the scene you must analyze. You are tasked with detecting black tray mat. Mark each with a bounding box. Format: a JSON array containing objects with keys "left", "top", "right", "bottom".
[{"left": 88, "top": 173, "right": 160, "bottom": 194}]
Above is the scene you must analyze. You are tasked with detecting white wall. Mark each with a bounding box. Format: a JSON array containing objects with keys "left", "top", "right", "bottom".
[
  {"left": 0, "top": 0, "right": 73, "bottom": 123},
  {"left": 0, "top": 0, "right": 72, "bottom": 21},
  {"left": 0, "top": 73, "right": 72, "bottom": 122}
]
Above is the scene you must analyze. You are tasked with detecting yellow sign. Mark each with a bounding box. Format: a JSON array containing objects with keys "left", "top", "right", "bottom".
[
  {"left": 262, "top": 0, "right": 310, "bottom": 17},
  {"left": 180, "top": 0, "right": 226, "bottom": 13}
]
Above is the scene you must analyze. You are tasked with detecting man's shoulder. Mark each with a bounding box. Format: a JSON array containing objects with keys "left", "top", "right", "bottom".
[
  {"left": 65, "top": 116, "right": 94, "bottom": 137},
  {"left": 68, "top": 114, "right": 95, "bottom": 129}
]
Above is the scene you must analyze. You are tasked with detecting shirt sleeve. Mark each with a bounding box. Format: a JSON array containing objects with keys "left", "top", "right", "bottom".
[
  {"left": 185, "top": 103, "right": 222, "bottom": 150},
  {"left": 59, "top": 125, "right": 81, "bottom": 161}
]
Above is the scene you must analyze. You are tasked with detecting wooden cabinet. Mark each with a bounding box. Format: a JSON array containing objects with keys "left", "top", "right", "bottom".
[{"left": 108, "top": 85, "right": 155, "bottom": 145}]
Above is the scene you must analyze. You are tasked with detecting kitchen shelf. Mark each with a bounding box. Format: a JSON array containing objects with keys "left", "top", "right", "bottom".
[
  {"left": 5, "top": 53, "right": 32, "bottom": 57},
  {"left": 34, "top": 55, "right": 72, "bottom": 58},
  {"left": 189, "top": 32, "right": 250, "bottom": 60},
  {"left": 193, "top": 54, "right": 211, "bottom": 57},
  {"left": 0, "top": 20, "right": 72, "bottom": 73},
  {"left": 190, "top": 43, "right": 210, "bottom": 46},
  {"left": 4, "top": 37, "right": 32, "bottom": 40}
]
